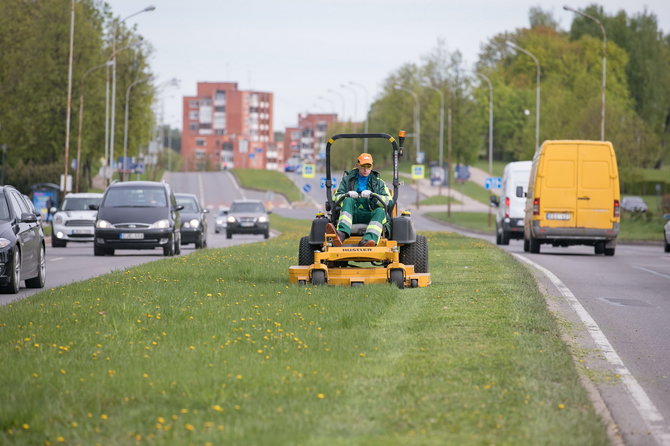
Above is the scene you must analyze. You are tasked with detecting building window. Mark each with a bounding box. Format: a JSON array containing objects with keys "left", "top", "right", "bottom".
[
  {"left": 215, "top": 106, "right": 225, "bottom": 112},
  {"left": 195, "top": 149, "right": 206, "bottom": 159},
  {"left": 189, "top": 123, "right": 197, "bottom": 131},
  {"left": 199, "top": 123, "right": 211, "bottom": 129},
  {"left": 200, "top": 98, "right": 211, "bottom": 106},
  {"left": 215, "top": 129, "right": 225, "bottom": 135},
  {"left": 189, "top": 100, "right": 198, "bottom": 108},
  {"left": 189, "top": 111, "right": 199, "bottom": 120},
  {"left": 196, "top": 139, "right": 206, "bottom": 147}
]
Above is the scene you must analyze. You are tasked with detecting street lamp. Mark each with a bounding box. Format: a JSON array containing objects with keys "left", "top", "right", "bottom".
[
  {"left": 394, "top": 85, "right": 420, "bottom": 162},
  {"left": 75, "top": 60, "right": 113, "bottom": 192},
  {"left": 63, "top": 0, "right": 75, "bottom": 194},
  {"left": 476, "top": 73, "right": 494, "bottom": 175},
  {"left": 327, "top": 89, "right": 346, "bottom": 122},
  {"left": 564, "top": 5, "right": 607, "bottom": 140},
  {"left": 109, "top": 5, "right": 155, "bottom": 183},
  {"left": 348, "top": 81, "right": 369, "bottom": 151},
  {"left": 122, "top": 75, "right": 154, "bottom": 181},
  {"left": 340, "top": 84, "right": 357, "bottom": 125},
  {"left": 506, "top": 41, "right": 541, "bottom": 152},
  {"left": 422, "top": 82, "right": 444, "bottom": 195}
]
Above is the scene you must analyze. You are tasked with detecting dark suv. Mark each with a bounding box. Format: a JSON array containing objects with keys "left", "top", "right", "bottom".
[
  {"left": 93, "top": 181, "right": 183, "bottom": 256},
  {"left": 226, "top": 199, "right": 270, "bottom": 239}
]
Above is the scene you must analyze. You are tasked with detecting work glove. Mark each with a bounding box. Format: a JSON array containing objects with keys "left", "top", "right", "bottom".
[
  {"left": 360, "top": 190, "right": 372, "bottom": 198},
  {"left": 347, "top": 191, "right": 359, "bottom": 199}
]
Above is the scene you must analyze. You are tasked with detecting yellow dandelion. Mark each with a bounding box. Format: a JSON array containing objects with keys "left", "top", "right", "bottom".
[
  {"left": 143, "top": 373, "right": 149, "bottom": 378},
  {"left": 56, "top": 436, "right": 65, "bottom": 443},
  {"left": 180, "top": 408, "right": 189, "bottom": 414},
  {"left": 184, "top": 423, "right": 195, "bottom": 431},
  {"left": 211, "top": 405, "right": 224, "bottom": 412},
  {"left": 100, "top": 414, "right": 108, "bottom": 420},
  {"left": 558, "top": 403, "right": 565, "bottom": 409},
  {"left": 316, "top": 393, "right": 326, "bottom": 399},
  {"left": 236, "top": 374, "right": 243, "bottom": 380},
  {"left": 59, "top": 369, "right": 67, "bottom": 374},
  {"left": 156, "top": 417, "right": 165, "bottom": 424},
  {"left": 21, "top": 423, "right": 29, "bottom": 430}
]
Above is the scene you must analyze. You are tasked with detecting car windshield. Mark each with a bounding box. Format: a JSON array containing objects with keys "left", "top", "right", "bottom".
[
  {"left": 0, "top": 192, "right": 10, "bottom": 221},
  {"left": 62, "top": 197, "right": 101, "bottom": 211},
  {"left": 218, "top": 209, "right": 229, "bottom": 216},
  {"left": 231, "top": 202, "right": 265, "bottom": 213},
  {"left": 177, "top": 197, "right": 199, "bottom": 213},
  {"left": 103, "top": 187, "right": 167, "bottom": 207}
]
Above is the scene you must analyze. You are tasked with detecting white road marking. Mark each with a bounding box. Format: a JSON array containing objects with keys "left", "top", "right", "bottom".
[
  {"left": 198, "top": 173, "right": 206, "bottom": 206},
  {"left": 514, "top": 253, "right": 670, "bottom": 446},
  {"left": 633, "top": 265, "right": 670, "bottom": 281},
  {"left": 49, "top": 257, "right": 65, "bottom": 262}
]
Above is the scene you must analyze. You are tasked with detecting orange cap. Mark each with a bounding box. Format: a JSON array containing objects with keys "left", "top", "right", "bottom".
[
  {"left": 399, "top": 130, "right": 406, "bottom": 137},
  {"left": 357, "top": 153, "right": 373, "bottom": 164}
]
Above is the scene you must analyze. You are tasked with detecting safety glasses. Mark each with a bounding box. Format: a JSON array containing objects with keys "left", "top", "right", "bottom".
[{"left": 360, "top": 164, "right": 373, "bottom": 169}]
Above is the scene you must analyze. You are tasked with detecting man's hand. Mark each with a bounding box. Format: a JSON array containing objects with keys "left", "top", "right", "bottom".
[
  {"left": 360, "top": 190, "right": 371, "bottom": 198},
  {"left": 347, "top": 191, "right": 359, "bottom": 198}
]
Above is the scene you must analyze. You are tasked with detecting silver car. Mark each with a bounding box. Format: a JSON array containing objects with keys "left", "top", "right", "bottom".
[
  {"left": 214, "top": 207, "right": 229, "bottom": 233},
  {"left": 664, "top": 216, "right": 670, "bottom": 253},
  {"left": 621, "top": 196, "right": 648, "bottom": 213},
  {"left": 51, "top": 192, "right": 103, "bottom": 247}
]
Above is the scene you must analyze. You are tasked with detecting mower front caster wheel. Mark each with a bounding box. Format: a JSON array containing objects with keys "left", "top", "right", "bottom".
[
  {"left": 312, "top": 270, "right": 326, "bottom": 286},
  {"left": 390, "top": 269, "right": 405, "bottom": 289}
]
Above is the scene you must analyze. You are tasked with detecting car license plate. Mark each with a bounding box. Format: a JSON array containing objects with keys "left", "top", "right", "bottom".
[
  {"left": 240, "top": 222, "right": 254, "bottom": 227},
  {"left": 72, "top": 229, "right": 92, "bottom": 234},
  {"left": 120, "top": 233, "right": 144, "bottom": 239},
  {"left": 546, "top": 213, "right": 571, "bottom": 221}
]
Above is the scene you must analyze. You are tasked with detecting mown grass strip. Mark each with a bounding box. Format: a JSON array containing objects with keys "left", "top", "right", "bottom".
[
  {"left": 232, "top": 168, "right": 303, "bottom": 202},
  {"left": 426, "top": 211, "right": 496, "bottom": 234},
  {"left": 0, "top": 215, "right": 607, "bottom": 445}
]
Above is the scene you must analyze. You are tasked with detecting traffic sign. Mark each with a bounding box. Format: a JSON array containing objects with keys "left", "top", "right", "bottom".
[
  {"left": 411, "top": 164, "right": 425, "bottom": 179},
  {"left": 302, "top": 163, "right": 315, "bottom": 178},
  {"left": 484, "top": 177, "right": 502, "bottom": 190},
  {"left": 302, "top": 184, "right": 312, "bottom": 193},
  {"left": 320, "top": 177, "right": 337, "bottom": 189}
]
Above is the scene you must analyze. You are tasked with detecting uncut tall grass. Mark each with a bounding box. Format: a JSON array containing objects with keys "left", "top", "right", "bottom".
[{"left": 0, "top": 215, "right": 608, "bottom": 445}]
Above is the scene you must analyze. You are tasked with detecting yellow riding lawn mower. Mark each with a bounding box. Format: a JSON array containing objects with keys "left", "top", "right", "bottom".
[{"left": 288, "top": 132, "right": 430, "bottom": 288}]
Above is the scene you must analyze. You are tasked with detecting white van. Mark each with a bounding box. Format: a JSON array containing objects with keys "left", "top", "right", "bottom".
[{"left": 491, "top": 161, "right": 532, "bottom": 245}]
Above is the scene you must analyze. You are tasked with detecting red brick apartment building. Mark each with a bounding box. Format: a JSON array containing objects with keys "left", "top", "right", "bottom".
[
  {"left": 283, "top": 113, "right": 337, "bottom": 169},
  {"left": 182, "top": 82, "right": 281, "bottom": 171}
]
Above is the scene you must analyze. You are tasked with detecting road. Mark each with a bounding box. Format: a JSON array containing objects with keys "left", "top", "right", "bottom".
[{"left": 4, "top": 170, "right": 669, "bottom": 445}]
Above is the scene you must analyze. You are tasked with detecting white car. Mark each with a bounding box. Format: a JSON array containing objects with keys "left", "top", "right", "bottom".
[
  {"left": 664, "top": 216, "right": 670, "bottom": 253},
  {"left": 51, "top": 192, "right": 103, "bottom": 247},
  {"left": 214, "top": 207, "right": 229, "bottom": 233}
]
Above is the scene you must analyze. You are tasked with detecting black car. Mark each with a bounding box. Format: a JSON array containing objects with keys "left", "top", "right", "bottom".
[
  {"left": 226, "top": 199, "right": 270, "bottom": 239},
  {"left": 93, "top": 181, "right": 183, "bottom": 256},
  {"left": 175, "top": 193, "right": 208, "bottom": 249},
  {"left": 0, "top": 185, "right": 46, "bottom": 293}
]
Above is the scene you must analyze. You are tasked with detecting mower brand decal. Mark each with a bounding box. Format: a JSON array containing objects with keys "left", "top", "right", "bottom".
[{"left": 342, "top": 248, "right": 373, "bottom": 252}]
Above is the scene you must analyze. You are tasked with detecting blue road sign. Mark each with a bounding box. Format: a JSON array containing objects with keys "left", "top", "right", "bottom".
[
  {"left": 319, "top": 177, "right": 337, "bottom": 189},
  {"left": 485, "top": 177, "right": 502, "bottom": 190},
  {"left": 302, "top": 184, "right": 312, "bottom": 193}
]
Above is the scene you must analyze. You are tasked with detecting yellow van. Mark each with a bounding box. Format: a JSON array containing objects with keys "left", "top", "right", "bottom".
[{"left": 523, "top": 140, "right": 620, "bottom": 255}]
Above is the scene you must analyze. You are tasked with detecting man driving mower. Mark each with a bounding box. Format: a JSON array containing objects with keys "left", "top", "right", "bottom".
[{"left": 325, "top": 152, "right": 392, "bottom": 247}]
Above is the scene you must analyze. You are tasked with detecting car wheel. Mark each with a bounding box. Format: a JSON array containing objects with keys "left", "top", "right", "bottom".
[
  {"left": 164, "top": 238, "right": 175, "bottom": 256},
  {"left": 25, "top": 245, "right": 46, "bottom": 289},
  {"left": 523, "top": 237, "right": 530, "bottom": 252},
  {"left": 604, "top": 247, "right": 615, "bottom": 256},
  {"left": 215, "top": 229, "right": 220, "bottom": 234},
  {"left": 495, "top": 227, "right": 502, "bottom": 245},
  {"left": 594, "top": 241, "right": 605, "bottom": 255},
  {"left": 175, "top": 236, "right": 181, "bottom": 255},
  {"left": 51, "top": 235, "right": 66, "bottom": 248},
  {"left": 1, "top": 249, "right": 21, "bottom": 294},
  {"left": 529, "top": 235, "right": 541, "bottom": 254},
  {"left": 264, "top": 230, "right": 270, "bottom": 239},
  {"left": 226, "top": 231, "right": 232, "bottom": 239},
  {"left": 195, "top": 233, "right": 204, "bottom": 249},
  {"left": 500, "top": 230, "right": 510, "bottom": 246},
  {"left": 94, "top": 244, "right": 105, "bottom": 256},
  {"left": 665, "top": 242, "right": 670, "bottom": 253}
]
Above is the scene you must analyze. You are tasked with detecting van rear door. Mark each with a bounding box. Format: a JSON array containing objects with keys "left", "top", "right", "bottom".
[
  {"left": 576, "top": 143, "right": 615, "bottom": 229},
  {"left": 540, "top": 143, "right": 578, "bottom": 228}
]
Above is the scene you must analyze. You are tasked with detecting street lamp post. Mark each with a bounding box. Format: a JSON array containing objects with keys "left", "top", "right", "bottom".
[
  {"left": 122, "top": 75, "right": 153, "bottom": 181},
  {"left": 564, "top": 5, "right": 607, "bottom": 140},
  {"left": 75, "top": 61, "right": 113, "bottom": 192},
  {"left": 348, "top": 81, "right": 369, "bottom": 151},
  {"left": 422, "top": 83, "right": 444, "bottom": 196},
  {"left": 506, "top": 41, "right": 541, "bottom": 152},
  {"left": 395, "top": 85, "right": 421, "bottom": 208},
  {"left": 63, "top": 0, "right": 75, "bottom": 194},
  {"left": 327, "top": 89, "right": 346, "bottom": 122},
  {"left": 109, "top": 5, "right": 155, "bottom": 183}
]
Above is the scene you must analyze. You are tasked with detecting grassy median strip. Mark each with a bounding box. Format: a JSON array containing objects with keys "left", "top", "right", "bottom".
[
  {"left": 232, "top": 168, "right": 303, "bottom": 203},
  {"left": 0, "top": 216, "right": 607, "bottom": 445}
]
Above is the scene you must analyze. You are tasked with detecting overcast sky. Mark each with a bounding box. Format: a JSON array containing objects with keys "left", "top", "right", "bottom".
[{"left": 105, "top": 0, "right": 670, "bottom": 132}]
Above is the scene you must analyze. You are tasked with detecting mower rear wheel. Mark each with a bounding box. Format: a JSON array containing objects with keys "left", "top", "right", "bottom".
[
  {"left": 399, "top": 234, "right": 428, "bottom": 273},
  {"left": 298, "top": 236, "right": 314, "bottom": 265},
  {"left": 390, "top": 269, "right": 405, "bottom": 289},
  {"left": 312, "top": 270, "right": 326, "bottom": 286}
]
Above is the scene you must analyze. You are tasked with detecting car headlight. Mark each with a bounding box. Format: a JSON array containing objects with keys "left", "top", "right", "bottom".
[
  {"left": 54, "top": 214, "right": 64, "bottom": 225},
  {"left": 0, "top": 238, "right": 10, "bottom": 249},
  {"left": 258, "top": 216, "right": 268, "bottom": 223},
  {"left": 96, "top": 219, "right": 112, "bottom": 229},
  {"left": 216, "top": 218, "right": 225, "bottom": 225},
  {"left": 227, "top": 216, "right": 236, "bottom": 223},
  {"left": 183, "top": 219, "right": 200, "bottom": 229},
  {"left": 150, "top": 219, "right": 170, "bottom": 229}
]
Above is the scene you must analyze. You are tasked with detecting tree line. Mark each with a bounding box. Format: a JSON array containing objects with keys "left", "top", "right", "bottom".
[
  {"left": 335, "top": 5, "right": 669, "bottom": 188},
  {"left": 0, "top": 0, "right": 155, "bottom": 192}
]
